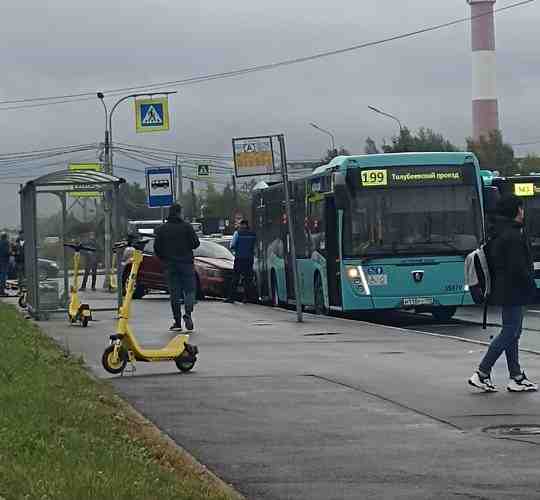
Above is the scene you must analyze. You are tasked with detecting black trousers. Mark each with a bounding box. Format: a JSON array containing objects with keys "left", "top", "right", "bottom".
[
  {"left": 81, "top": 259, "right": 97, "bottom": 290},
  {"left": 227, "top": 258, "right": 256, "bottom": 301}
]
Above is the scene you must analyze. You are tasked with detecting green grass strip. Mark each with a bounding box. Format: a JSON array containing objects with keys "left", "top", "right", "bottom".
[{"left": 0, "top": 303, "right": 235, "bottom": 500}]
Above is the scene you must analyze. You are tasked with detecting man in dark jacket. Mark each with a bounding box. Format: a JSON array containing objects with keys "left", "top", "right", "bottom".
[
  {"left": 80, "top": 232, "right": 98, "bottom": 291},
  {"left": 226, "top": 220, "right": 256, "bottom": 303},
  {"left": 469, "top": 195, "right": 538, "bottom": 392},
  {"left": 154, "top": 204, "right": 200, "bottom": 331},
  {"left": 0, "top": 233, "right": 10, "bottom": 296}
]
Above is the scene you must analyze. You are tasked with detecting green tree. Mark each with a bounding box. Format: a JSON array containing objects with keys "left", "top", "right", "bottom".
[
  {"left": 466, "top": 130, "right": 516, "bottom": 176},
  {"left": 516, "top": 154, "right": 540, "bottom": 175},
  {"left": 382, "top": 127, "right": 458, "bottom": 153},
  {"left": 364, "top": 137, "right": 379, "bottom": 154},
  {"left": 322, "top": 146, "right": 351, "bottom": 163}
]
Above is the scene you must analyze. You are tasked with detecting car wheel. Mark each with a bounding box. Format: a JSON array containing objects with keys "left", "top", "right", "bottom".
[{"left": 132, "top": 282, "right": 146, "bottom": 299}]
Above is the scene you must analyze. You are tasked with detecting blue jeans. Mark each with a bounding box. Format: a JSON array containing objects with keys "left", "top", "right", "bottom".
[
  {"left": 164, "top": 261, "right": 195, "bottom": 324},
  {"left": 479, "top": 305, "right": 524, "bottom": 378},
  {"left": 0, "top": 262, "right": 8, "bottom": 293}
]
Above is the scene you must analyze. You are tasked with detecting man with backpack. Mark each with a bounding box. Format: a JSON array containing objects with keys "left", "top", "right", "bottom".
[{"left": 468, "top": 195, "right": 538, "bottom": 392}]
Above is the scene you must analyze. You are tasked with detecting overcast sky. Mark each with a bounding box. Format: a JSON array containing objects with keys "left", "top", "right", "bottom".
[{"left": 0, "top": 0, "right": 538, "bottom": 227}]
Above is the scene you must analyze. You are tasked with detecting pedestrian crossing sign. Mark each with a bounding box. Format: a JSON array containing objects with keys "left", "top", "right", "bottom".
[
  {"left": 135, "top": 97, "right": 170, "bottom": 133},
  {"left": 197, "top": 165, "right": 210, "bottom": 177}
]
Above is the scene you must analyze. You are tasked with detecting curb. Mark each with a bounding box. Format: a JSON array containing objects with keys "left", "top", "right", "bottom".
[{"left": 2, "top": 299, "right": 246, "bottom": 500}]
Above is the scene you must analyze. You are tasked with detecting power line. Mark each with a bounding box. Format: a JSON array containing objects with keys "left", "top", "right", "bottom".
[{"left": 0, "top": 0, "right": 533, "bottom": 111}]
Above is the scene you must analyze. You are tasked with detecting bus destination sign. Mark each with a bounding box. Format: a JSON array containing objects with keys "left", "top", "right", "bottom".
[
  {"left": 359, "top": 165, "right": 467, "bottom": 188},
  {"left": 513, "top": 182, "right": 540, "bottom": 197}
]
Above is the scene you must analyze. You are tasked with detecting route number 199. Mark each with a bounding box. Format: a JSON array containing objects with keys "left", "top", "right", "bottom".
[{"left": 361, "top": 169, "right": 388, "bottom": 187}]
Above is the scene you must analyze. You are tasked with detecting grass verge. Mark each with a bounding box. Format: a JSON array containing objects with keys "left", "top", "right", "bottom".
[{"left": 0, "top": 303, "right": 240, "bottom": 500}]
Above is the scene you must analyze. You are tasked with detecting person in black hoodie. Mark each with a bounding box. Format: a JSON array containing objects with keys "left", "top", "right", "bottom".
[
  {"left": 154, "top": 204, "right": 200, "bottom": 331},
  {"left": 469, "top": 195, "right": 538, "bottom": 392}
]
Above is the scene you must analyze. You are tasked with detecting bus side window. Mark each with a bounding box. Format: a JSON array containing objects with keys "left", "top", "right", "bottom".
[{"left": 308, "top": 199, "right": 326, "bottom": 255}]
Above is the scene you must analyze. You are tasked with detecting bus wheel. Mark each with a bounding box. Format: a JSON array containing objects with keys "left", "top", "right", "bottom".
[
  {"left": 431, "top": 306, "right": 457, "bottom": 322},
  {"left": 271, "top": 273, "right": 280, "bottom": 307},
  {"left": 314, "top": 274, "right": 327, "bottom": 315}
]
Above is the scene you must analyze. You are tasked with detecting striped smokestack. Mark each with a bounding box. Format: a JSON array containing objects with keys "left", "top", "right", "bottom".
[{"left": 468, "top": 0, "right": 499, "bottom": 141}]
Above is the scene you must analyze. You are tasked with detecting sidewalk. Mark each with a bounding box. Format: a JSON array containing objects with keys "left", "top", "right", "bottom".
[{"left": 15, "top": 295, "right": 540, "bottom": 499}]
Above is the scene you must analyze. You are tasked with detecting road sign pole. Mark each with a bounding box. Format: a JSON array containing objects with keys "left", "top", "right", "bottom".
[
  {"left": 175, "top": 155, "right": 183, "bottom": 203},
  {"left": 279, "top": 134, "right": 303, "bottom": 323}
]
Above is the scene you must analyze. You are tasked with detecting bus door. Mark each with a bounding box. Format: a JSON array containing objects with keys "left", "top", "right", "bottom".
[
  {"left": 325, "top": 196, "right": 342, "bottom": 307},
  {"left": 281, "top": 209, "right": 296, "bottom": 300},
  {"left": 254, "top": 195, "right": 269, "bottom": 299}
]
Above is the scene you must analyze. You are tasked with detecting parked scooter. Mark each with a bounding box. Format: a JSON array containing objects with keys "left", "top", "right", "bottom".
[
  {"left": 65, "top": 243, "right": 94, "bottom": 327},
  {"left": 101, "top": 238, "right": 198, "bottom": 375}
]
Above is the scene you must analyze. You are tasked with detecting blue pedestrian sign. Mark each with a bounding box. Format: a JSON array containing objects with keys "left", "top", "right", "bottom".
[
  {"left": 146, "top": 167, "right": 174, "bottom": 208},
  {"left": 135, "top": 97, "right": 170, "bottom": 133}
]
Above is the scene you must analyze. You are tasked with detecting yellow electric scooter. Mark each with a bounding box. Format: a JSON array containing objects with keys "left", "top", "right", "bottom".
[
  {"left": 101, "top": 239, "right": 198, "bottom": 375},
  {"left": 65, "top": 242, "right": 94, "bottom": 327}
]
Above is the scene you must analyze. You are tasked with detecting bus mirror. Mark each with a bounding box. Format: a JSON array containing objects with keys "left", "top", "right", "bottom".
[
  {"left": 333, "top": 172, "right": 347, "bottom": 210},
  {"left": 483, "top": 186, "right": 500, "bottom": 213}
]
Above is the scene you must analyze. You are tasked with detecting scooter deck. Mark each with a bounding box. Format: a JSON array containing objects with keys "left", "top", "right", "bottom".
[{"left": 133, "top": 334, "right": 191, "bottom": 359}]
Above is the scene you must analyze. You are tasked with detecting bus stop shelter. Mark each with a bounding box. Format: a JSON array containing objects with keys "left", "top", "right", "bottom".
[{"left": 21, "top": 170, "right": 125, "bottom": 320}]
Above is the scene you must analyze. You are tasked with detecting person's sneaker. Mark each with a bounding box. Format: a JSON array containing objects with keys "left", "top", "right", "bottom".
[
  {"left": 183, "top": 314, "right": 194, "bottom": 332},
  {"left": 169, "top": 322, "right": 182, "bottom": 332},
  {"left": 224, "top": 298, "right": 235, "bottom": 304},
  {"left": 507, "top": 372, "right": 538, "bottom": 392},
  {"left": 468, "top": 371, "right": 497, "bottom": 392}
]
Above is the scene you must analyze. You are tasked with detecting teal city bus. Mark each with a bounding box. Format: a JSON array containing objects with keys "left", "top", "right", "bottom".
[{"left": 252, "top": 152, "right": 486, "bottom": 321}]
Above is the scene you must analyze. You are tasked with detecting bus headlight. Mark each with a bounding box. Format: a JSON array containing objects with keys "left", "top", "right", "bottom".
[
  {"left": 346, "top": 266, "right": 366, "bottom": 294},
  {"left": 346, "top": 266, "right": 359, "bottom": 279}
]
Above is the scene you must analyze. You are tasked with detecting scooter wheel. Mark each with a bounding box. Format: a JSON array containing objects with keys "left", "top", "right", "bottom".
[
  {"left": 175, "top": 353, "right": 196, "bottom": 373},
  {"left": 102, "top": 345, "right": 127, "bottom": 374},
  {"left": 81, "top": 317, "right": 89, "bottom": 328},
  {"left": 18, "top": 295, "right": 27, "bottom": 308}
]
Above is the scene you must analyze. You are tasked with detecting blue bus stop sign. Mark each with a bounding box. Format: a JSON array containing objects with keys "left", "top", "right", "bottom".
[{"left": 146, "top": 167, "right": 174, "bottom": 208}]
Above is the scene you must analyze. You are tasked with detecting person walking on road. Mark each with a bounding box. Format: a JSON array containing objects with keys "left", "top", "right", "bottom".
[
  {"left": 154, "top": 204, "right": 200, "bottom": 332},
  {"left": 226, "top": 220, "right": 257, "bottom": 303},
  {"left": 80, "top": 232, "right": 98, "bottom": 291},
  {"left": 468, "top": 195, "right": 538, "bottom": 392},
  {"left": 0, "top": 233, "right": 10, "bottom": 296}
]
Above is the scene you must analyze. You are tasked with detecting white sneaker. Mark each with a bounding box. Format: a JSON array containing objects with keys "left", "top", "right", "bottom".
[
  {"left": 468, "top": 372, "right": 497, "bottom": 392},
  {"left": 507, "top": 372, "right": 538, "bottom": 392}
]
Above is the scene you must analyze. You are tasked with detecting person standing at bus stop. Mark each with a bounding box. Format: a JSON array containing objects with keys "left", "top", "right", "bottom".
[
  {"left": 154, "top": 204, "right": 200, "bottom": 332},
  {"left": 468, "top": 195, "right": 538, "bottom": 392},
  {"left": 0, "top": 233, "right": 10, "bottom": 296},
  {"left": 80, "top": 232, "right": 98, "bottom": 291},
  {"left": 226, "top": 220, "right": 257, "bottom": 303}
]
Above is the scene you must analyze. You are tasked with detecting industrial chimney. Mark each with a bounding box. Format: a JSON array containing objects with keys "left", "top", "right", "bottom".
[{"left": 468, "top": 0, "right": 499, "bottom": 141}]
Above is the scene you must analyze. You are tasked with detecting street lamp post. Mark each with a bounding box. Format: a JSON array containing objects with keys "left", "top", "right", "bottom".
[
  {"left": 367, "top": 105, "right": 403, "bottom": 135},
  {"left": 309, "top": 122, "right": 336, "bottom": 155},
  {"left": 97, "top": 90, "right": 177, "bottom": 291}
]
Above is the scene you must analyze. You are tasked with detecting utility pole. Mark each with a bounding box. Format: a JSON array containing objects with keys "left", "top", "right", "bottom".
[
  {"left": 175, "top": 155, "right": 183, "bottom": 203},
  {"left": 232, "top": 174, "right": 238, "bottom": 213},
  {"left": 190, "top": 181, "right": 196, "bottom": 221},
  {"left": 279, "top": 134, "right": 302, "bottom": 322}
]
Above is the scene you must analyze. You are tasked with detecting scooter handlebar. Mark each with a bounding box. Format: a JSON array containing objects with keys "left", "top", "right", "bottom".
[
  {"left": 63, "top": 243, "right": 96, "bottom": 252},
  {"left": 113, "top": 239, "right": 150, "bottom": 251}
]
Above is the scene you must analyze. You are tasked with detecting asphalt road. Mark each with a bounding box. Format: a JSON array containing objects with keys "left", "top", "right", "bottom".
[
  {"left": 21, "top": 291, "right": 540, "bottom": 500},
  {"left": 356, "top": 305, "right": 540, "bottom": 353}
]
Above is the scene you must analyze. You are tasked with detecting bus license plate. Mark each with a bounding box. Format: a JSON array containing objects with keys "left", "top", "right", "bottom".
[{"left": 402, "top": 297, "right": 434, "bottom": 307}]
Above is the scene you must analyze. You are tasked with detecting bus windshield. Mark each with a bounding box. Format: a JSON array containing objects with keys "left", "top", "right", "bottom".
[{"left": 343, "top": 184, "right": 482, "bottom": 258}]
